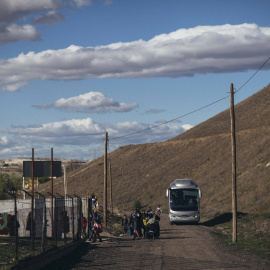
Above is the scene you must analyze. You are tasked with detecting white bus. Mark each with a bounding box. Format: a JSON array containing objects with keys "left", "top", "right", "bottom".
[{"left": 166, "top": 179, "right": 202, "bottom": 224}]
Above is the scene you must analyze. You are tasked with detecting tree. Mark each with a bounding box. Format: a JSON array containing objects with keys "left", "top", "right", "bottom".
[
  {"left": 0, "top": 174, "right": 8, "bottom": 199},
  {"left": 10, "top": 173, "right": 22, "bottom": 190},
  {"left": 0, "top": 173, "right": 22, "bottom": 199}
]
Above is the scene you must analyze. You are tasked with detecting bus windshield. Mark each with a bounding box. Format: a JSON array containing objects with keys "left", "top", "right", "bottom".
[{"left": 170, "top": 189, "right": 199, "bottom": 211}]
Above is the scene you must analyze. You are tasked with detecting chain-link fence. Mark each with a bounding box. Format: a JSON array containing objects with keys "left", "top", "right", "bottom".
[{"left": 0, "top": 194, "right": 93, "bottom": 268}]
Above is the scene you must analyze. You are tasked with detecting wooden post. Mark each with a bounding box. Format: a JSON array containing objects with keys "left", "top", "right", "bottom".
[
  {"left": 230, "top": 83, "right": 237, "bottom": 243},
  {"left": 36, "top": 192, "right": 47, "bottom": 252},
  {"left": 109, "top": 162, "right": 113, "bottom": 215},
  {"left": 31, "top": 148, "right": 34, "bottom": 197},
  {"left": 51, "top": 148, "right": 54, "bottom": 237},
  {"left": 104, "top": 132, "right": 108, "bottom": 227},
  {"left": 14, "top": 192, "right": 18, "bottom": 262},
  {"left": 66, "top": 195, "right": 75, "bottom": 240},
  {"left": 63, "top": 164, "right": 67, "bottom": 197},
  {"left": 23, "top": 177, "right": 25, "bottom": 199},
  {"left": 31, "top": 148, "right": 34, "bottom": 251}
]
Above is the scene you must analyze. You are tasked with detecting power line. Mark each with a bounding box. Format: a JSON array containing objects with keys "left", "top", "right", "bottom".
[
  {"left": 110, "top": 56, "right": 270, "bottom": 141},
  {"left": 235, "top": 56, "right": 270, "bottom": 93},
  {"left": 110, "top": 95, "right": 229, "bottom": 140}
]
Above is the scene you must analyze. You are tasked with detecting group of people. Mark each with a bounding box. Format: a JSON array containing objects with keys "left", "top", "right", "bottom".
[
  {"left": 84, "top": 211, "right": 103, "bottom": 242},
  {"left": 83, "top": 204, "right": 162, "bottom": 243},
  {"left": 89, "top": 211, "right": 103, "bottom": 242},
  {"left": 122, "top": 206, "right": 162, "bottom": 240}
]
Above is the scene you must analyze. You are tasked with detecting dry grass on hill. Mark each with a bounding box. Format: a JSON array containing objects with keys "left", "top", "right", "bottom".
[{"left": 39, "top": 85, "right": 270, "bottom": 219}]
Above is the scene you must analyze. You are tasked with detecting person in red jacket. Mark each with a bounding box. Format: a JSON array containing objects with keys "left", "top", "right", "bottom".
[{"left": 82, "top": 216, "right": 87, "bottom": 239}]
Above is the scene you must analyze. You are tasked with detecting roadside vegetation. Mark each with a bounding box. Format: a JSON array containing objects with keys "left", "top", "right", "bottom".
[
  {"left": 0, "top": 173, "right": 51, "bottom": 199},
  {"left": 0, "top": 173, "right": 22, "bottom": 199},
  {"left": 202, "top": 212, "right": 270, "bottom": 259},
  {"left": 0, "top": 238, "right": 67, "bottom": 270}
]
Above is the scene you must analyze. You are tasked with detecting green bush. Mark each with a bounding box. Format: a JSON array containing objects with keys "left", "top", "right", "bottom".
[
  {"left": 0, "top": 173, "right": 22, "bottom": 199},
  {"left": 38, "top": 177, "right": 51, "bottom": 184},
  {"left": 134, "top": 200, "right": 142, "bottom": 210}
]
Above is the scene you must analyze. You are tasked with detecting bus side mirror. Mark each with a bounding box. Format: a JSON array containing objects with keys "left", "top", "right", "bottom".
[
  {"left": 166, "top": 189, "right": 169, "bottom": 197},
  {"left": 198, "top": 188, "right": 202, "bottom": 199}
]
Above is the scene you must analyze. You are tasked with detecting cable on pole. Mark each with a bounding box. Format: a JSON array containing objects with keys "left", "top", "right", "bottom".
[{"left": 110, "top": 56, "right": 270, "bottom": 141}]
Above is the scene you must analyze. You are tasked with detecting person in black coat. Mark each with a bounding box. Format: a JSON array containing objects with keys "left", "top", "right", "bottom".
[
  {"left": 121, "top": 215, "right": 129, "bottom": 235},
  {"left": 7, "top": 215, "right": 20, "bottom": 236}
]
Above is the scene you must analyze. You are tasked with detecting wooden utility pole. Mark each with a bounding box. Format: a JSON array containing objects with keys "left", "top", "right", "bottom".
[
  {"left": 109, "top": 162, "right": 113, "bottom": 215},
  {"left": 230, "top": 83, "right": 237, "bottom": 243},
  {"left": 104, "top": 132, "right": 108, "bottom": 227},
  {"left": 31, "top": 148, "right": 34, "bottom": 251},
  {"left": 31, "top": 148, "right": 34, "bottom": 197},
  {"left": 63, "top": 164, "right": 67, "bottom": 197},
  {"left": 51, "top": 148, "right": 54, "bottom": 237},
  {"left": 14, "top": 192, "right": 18, "bottom": 262}
]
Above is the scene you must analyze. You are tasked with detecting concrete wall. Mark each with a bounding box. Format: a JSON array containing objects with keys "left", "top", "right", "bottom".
[{"left": 0, "top": 198, "right": 88, "bottom": 238}]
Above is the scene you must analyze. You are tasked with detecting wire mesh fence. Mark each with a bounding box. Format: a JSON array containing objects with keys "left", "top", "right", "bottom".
[{"left": 0, "top": 195, "right": 93, "bottom": 269}]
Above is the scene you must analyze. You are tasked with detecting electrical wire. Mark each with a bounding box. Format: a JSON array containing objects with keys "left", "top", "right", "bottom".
[
  {"left": 235, "top": 56, "right": 270, "bottom": 93},
  {"left": 110, "top": 95, "right": 229, "bottom": 140},
  {"left": 110, "top": 56, "right": 270, "bottom": 141}
]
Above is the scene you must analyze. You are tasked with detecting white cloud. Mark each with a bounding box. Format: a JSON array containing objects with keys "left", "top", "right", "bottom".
[
  {"left": 0, "top": 0, "right": 91, "bottom": 45},
  {"left": 32, "top": 11, "right": 65, "bottom": 26},
  {"left": 0, "top": 0, "right": 63, "bottom": 23},
  {"left": 182, "top": 124, "right": 193, "bottom": 131},
  {"left": 0, "top": 136, "right": 9, "bottom": 146},
  {"left": 73, "top": 0, "right": 92, "bottom": 7},
  {"left": 0, "top": 118, "right": 191, "bottom": 159},
  {"left": 7, "top": 118, "right": 104, "bottom": 137},
  {"left": 107, "top": 121, "right": 191, "bottom": 144},
  {"left": 0, "top": 24, "right": 40, "bottom": 45},
  {"left": 1, "top": 23, "right": 270, "bottom": 91},
  {"left": 34, "top": 91, "right": 138, "bottom": 113},
  {"left": 145, "top": 109, "right": 166, "bottom": 114},
  {"left": 0, "top": 146, "right": 30, "bottom": 159}
]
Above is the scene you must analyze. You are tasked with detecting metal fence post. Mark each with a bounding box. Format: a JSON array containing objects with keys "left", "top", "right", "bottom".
[
  {"left": 66, "top": 194, "right": 75, "bottom": 241},
  {"left": 48, "top": 192, "right": 57, "bottom": 246},
  {"left": 5, "top": 189, "right": 19, "bottom": 263},
  {"left": 36, "top": 192, "right": 47, "bottom": 253},
  {"left": 87, "top": 197, "right": 91, "bottom": 238},
  {"left": 57, "top": 193, "right": 66, "bottom": 244},
  {"left": 73, "top": 194, "right": 82, "bottom": 240},
  {"left": 23, "top": 190, "right": 35, "bottom": 252}
]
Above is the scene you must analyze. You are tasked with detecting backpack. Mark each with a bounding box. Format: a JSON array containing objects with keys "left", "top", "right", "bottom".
[{"left": 98, "top": 223, "right": 102, "bottom": 233}]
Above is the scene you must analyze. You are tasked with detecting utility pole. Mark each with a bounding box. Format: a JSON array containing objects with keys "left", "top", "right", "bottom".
[
  {"left": 63, "top": 164, "right": 67, "bottom": 197},
  {"left": 230, "top": 83, "right": 237, "bottom": 243},
  {"left": 51, "top": 148, "right": 54, "bottom": 237},
  {"left": 31, "top": 148, "right": 34, "bottom": 251},
  {"left": 104, "top": 132, "right": 108, "bottom": 227},
  {"left": 31, "top": 148, "right": 34, "bottom": 198},
  {"left": 109, "top": 162, "right": 113, "bottom": 215},
  {"left": 23, "top": 177, "right": 25, "bottom": 199}
]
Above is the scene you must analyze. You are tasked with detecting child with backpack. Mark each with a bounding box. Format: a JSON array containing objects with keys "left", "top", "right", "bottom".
[{"left": 92, "top": 219, "right": 102, "bottom": 242}]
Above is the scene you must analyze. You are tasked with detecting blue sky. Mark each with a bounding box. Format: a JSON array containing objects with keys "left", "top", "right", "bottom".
[{"left": 0, "top": 0, "right": 269, "bottom": 160}]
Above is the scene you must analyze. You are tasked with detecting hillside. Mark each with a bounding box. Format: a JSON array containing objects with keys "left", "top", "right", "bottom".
[{"left": 39, "top": 84, "right": 270, "bottom": 217}]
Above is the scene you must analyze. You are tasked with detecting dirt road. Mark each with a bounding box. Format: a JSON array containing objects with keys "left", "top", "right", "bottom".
[{"left": 46, "top": 214, "right": 270, "bottom": 270}]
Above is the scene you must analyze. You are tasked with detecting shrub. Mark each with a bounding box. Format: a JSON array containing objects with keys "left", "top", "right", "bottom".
[{"left": 134, "top": 200, "right": 142, "bottom": 210}]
